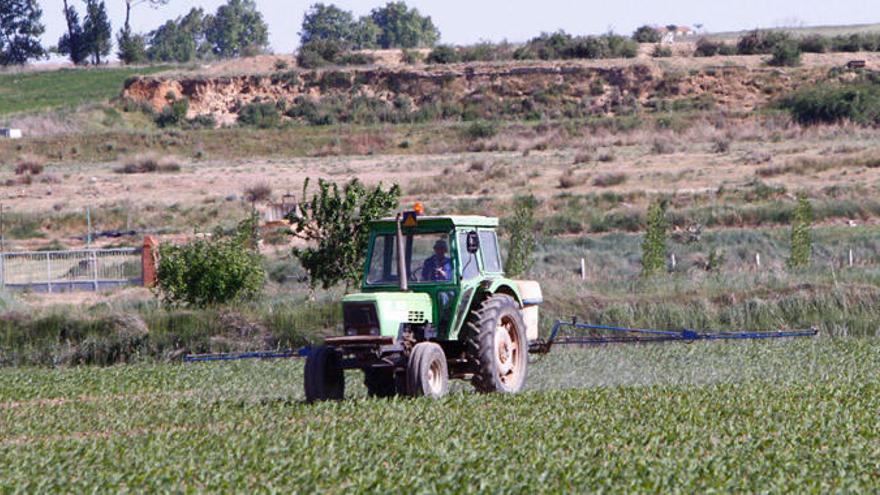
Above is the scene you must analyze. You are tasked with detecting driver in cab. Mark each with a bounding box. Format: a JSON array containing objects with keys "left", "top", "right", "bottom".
[{"left": 422, "top": 239, "right": 452, "bottom": 282}]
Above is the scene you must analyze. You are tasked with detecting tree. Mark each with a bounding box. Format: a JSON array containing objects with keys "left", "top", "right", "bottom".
[
  {"left": 641, "top": 199, "right": 668, "bottom": 276},
  {"left": 0, "top": 0, "right": 46, "bottom": 66},
  {"left": 156, "top": 213, "right": 266, "bottom": 308},
  {"left": 58, "top": 0, "right": 88, "bottom": 64},
  {"left": 288, "top": 178, "right": 401, "bottom": 289},
  {"left": 205, "top": 0, "right": 269, "bottom": 58},
  {"left": 299, "top": 3, "right": 355, "bottom": 45},
  {"left": 118, "top": 0, "right": 168, "bottom": 64},
  {"left": 83, "top": 0, "right": 111, "bottom": 64},
  {"left": 788, "top": 194, "right": 813, "bottom": 268},
  {"left": 370, "top": 2, "right": 439, "bottom": 49},
  {"left": 117, "top": 29, "right": 147, "bottom": 63},
  {"left": 350, "top": 17, "right": 379, "bottom": 49},
  {"left": 147, "top": 7, "right": 208, "bottom": 62},
  {"left": 503, "top": 194, "right": 538, "bottom": 277},
  {"left": 632, "top": 25, "right": 661, "bottom": 43}
]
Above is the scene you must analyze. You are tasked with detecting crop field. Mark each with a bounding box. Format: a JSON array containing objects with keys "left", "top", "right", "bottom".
[
  {"left": 1, "top": 338, "right": 878, "bottom": 491},
  {"left": 0, "top": 66, "right": 168, "bottom": 116}
]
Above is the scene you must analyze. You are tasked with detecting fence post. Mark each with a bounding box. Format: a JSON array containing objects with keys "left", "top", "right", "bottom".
[
  {"left": 46, "top": 252, "right": 52, "bottom": 293},
  {"left": 755, "top": 253, "right": 761, "bottom": 269},
  {"left": 0, "top": 253, "right": 4, "bottom": 288},
  {"left": 849, "top": 249, "right": 854, "bottom": 268},
  {"left": 92, "top": 250, "right": 99, "bottom": 291},
  {"left": 143, "top": 236, "right": 158, "bottom": 287},
  {"left": 580, "top": 258, "right": 586, "bottom": 280}
]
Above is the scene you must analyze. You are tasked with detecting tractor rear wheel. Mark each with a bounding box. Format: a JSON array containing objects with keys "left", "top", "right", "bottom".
[
  {"left": 406, "top": 342, "right": 449, "bottom": 398},
  {"left": 363, "top": 368, "right": 402, "bottom": 398},
  {"left": 465, "top": 294, "right": 529, "bottom": 394},
  {"left": 304, "top": 346, "right": 344, "bottom": 403}
]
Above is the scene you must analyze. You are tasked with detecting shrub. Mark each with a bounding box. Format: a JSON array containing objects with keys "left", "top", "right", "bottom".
[
  {"left": 155, "top": 98, "right": 189, "bottom": 128},
  {"left": 641, "top": 199, "right": 668, "bottom": 276},
  {"left": 156, "top": 214, "right": 266, "bottom": 308},
  {"left": 336, "top": 52, "right": 375, "bottom": 65},
  {"left": 502, "top": 194, "right": 538, "bottom": 277},
  {"left": 426, "top": 45, "right": 459, "bottom": 64},
  {"left": 296, "top": 39, "right": 346, "bottom": 68},
  {"left": 737, "top": 30, "right": 790, "bottom": 55},
  {"left": 237, "top": 101, "right": 281, "bottom": 129},
  {"left": 593, "top": 172, "right": 627, "bottom": 187},
  {"left": 779, "top": 81, "right": 880, "bottom": 126},
  {"left": 712, "top": 137, "right": 731, "bottom": 154},
  {"left": 400, "top": 48, "right": 423, "bottom": 64},
  {"left": 115, "top": 154, "right": 182, "bottom": 174},
  {"left": 788, "top": 194, "right": 813, "bottom": 268},
  {"left": 694, "top": 38, "right": 721, "bottom": 57},
  {"left": 558, "top": 169, "right": 578, "bottom": 189},
  {"left": 632, "top": 25, "right": 661, "bottom": 43},
  {"left": 769, "top": 40, "right": 801, "bottom": 67},
  {"left": 652, "top": 44, "right": 672, "bottom": 58},
  {"left": 243, "top": 182, "right": 272, "bottom": 202},
  {"left": 799, "top": 35, "right": 829, "bottom": 53},
  {"left": 14, "top": 155, "right": 44, "bottom": 175},
  {"left": 651, "top": 139, "right": 674, "bottom": 154},
  {"left": 461, "top": 120, "right": 498, "bottom": 140}
]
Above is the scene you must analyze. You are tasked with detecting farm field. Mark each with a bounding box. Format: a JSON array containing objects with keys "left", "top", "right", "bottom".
[{"left": 1, "top": 338, "right": 878, "bottom": 491}]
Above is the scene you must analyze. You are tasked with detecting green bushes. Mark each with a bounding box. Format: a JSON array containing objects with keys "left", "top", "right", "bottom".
[
  {"left": 641, "top": 200, "right": 668, "bottom": 276},
  {"left": 156, "top": 214, "right": 266, "bottom": 308},
  {"left": 789, "top": 194, "right": 813, "bottom": 268},
  {"left": 502, "top": 194, "right": 538, "bottom": 277},
  {"left": 768, "top": 40, "right": 801, "bottom": 67},
  {"left": 515, "top": 31, "right": 638, "bottom": 60},
  {"left": 237, "top": 101, "right": 282, "bottom": 128},
  {"left": 426, "top": 44, "right": 459, "bottom": 64},
  {"left": 779, "top": 80, "right": 880, "bottom": 126}
]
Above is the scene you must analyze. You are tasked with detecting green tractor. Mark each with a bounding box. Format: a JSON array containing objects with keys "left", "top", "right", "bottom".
[{"left": 304, "top": 210, "right": 543, "bottom": 401}]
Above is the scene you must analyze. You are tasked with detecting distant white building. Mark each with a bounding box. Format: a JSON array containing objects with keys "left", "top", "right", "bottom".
[{"left": 0, "top": 128, "right": 22, "bottom": 139}]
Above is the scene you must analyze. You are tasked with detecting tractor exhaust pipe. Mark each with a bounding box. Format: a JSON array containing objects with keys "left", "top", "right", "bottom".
[{"left": 396, "top": 213, "right": 408, "bottom": 291}]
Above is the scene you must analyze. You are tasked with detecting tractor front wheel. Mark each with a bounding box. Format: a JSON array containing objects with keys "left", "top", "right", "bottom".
[
  {"left": 465, "top": 294, "right": 529, "bottom": 394},
  {"left": 406, "top": 342, "right": 449, "bottom": 398},
  {"left": 304, "top": 346, "right": 344, "bottom": 403}
]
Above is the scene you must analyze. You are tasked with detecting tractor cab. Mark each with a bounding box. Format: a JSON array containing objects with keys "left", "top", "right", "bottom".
[
  {"left": 355, "top": 214, "right": 504, "bottom": 338},
  {"left": 305, "top": 207, "right": 543, "bottom": 402}
]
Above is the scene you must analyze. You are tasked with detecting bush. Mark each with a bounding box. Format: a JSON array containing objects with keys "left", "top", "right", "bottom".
[
  {"left": 243, "top": 182, "right": 273, "bottom": 202},
  {"left": 799, "top": 35, "right": 829, "bottom": 53},
  {"left": 694, "top": 38, "right": 722, "bottom": 57},
  {"left": 14, "top": 155, "right": 44, "bottom": 175},
  {"left": 652, "top": 44, "right": 672, "bottom": 58},
  {"left": 779, "top": 81, "right": 880, "bottom": 126},
  {"left": 502, "top": 194, "right": 538, "bottom": 277},
  {"left": 737, "top": 30, "right": 790, "bottom": 55},
  {"left": 115, "top": 154, "right": 182, "bottom": 174},
  {"left": 156, "top": 214, "right": 266, "bottom": 308},
  {"left": 788, "top": 194, "right": 813, "bottom": 268},
  {"left": 769, "top": 40, "right": 801, "bottom": 67},
  {"left": 155, "top": 98, "right": 189, "bottom": 128},
  {"left": 641, "top": 200, "right": 668, "bottom": 276},
  {"left": 593, "top": 172, "right": 627, "bottom": 187},
  {"left": 296, "top": 39, "right": 345, "bottom": 68},
  {"left": 632, "top": 25, "right": 661, "bottom": 43},
  {"left": 400, "top": 48, "right": 423, "bottom": 64},
  {"left": 461, "top": 120, "right": 498, "bottom": 140},
  {"left": 237, "top": 101, "right": 281, "bottom": 129},
  {"left": 426, "top": 45, "right": 459, "bottom": 64}
]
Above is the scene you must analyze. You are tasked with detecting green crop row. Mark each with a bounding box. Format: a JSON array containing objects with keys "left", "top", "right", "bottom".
[{"left": 0, "top": 338, "right": 877, "bottom": 491}]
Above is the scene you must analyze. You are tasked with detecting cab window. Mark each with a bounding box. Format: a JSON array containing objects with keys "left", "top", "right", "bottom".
[
  {"left": 459, "top": 232, "right": 480, "bottom": 280},
  {"left": 479, "top": 231, "right": 502, "bottom": 273}
]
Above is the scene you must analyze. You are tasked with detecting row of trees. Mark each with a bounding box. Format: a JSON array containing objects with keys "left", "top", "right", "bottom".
[{"left": 0, "top": 0, "right": 269, "bottom": 66}]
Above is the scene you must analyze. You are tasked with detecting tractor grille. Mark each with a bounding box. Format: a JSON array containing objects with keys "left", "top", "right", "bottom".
[
  {"left": 343, "top": 302, "right": 379, "bottom": 336},
  {"left": 407, "top": 310, "right": 426, "bottom": 323}
]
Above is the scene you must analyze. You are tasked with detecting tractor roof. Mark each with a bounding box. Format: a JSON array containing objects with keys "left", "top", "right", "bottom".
[{"left": 374, "top": 215, "right": 498, "bottom": 228}]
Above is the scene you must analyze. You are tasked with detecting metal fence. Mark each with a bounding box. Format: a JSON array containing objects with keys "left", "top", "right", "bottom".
[{"left": 0, "top": 248, "right": 143, "bottom": 292}]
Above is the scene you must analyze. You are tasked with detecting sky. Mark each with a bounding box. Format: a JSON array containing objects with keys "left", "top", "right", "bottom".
[{"left": 36, "top": 0, "right": 879, "bottom": 55}]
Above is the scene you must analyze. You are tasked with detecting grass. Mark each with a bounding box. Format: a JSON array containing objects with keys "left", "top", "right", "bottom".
[
  {"left": 0, "top": 338, "right": 877, "bottom": 491},
  {"left": 0, "top": 66, "right": 169, "bottom": 116}
]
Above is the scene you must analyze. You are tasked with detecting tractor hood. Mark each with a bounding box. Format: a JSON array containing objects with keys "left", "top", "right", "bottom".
[{"left": 342, "top": 292, "right": 433, "bottom": 339}]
